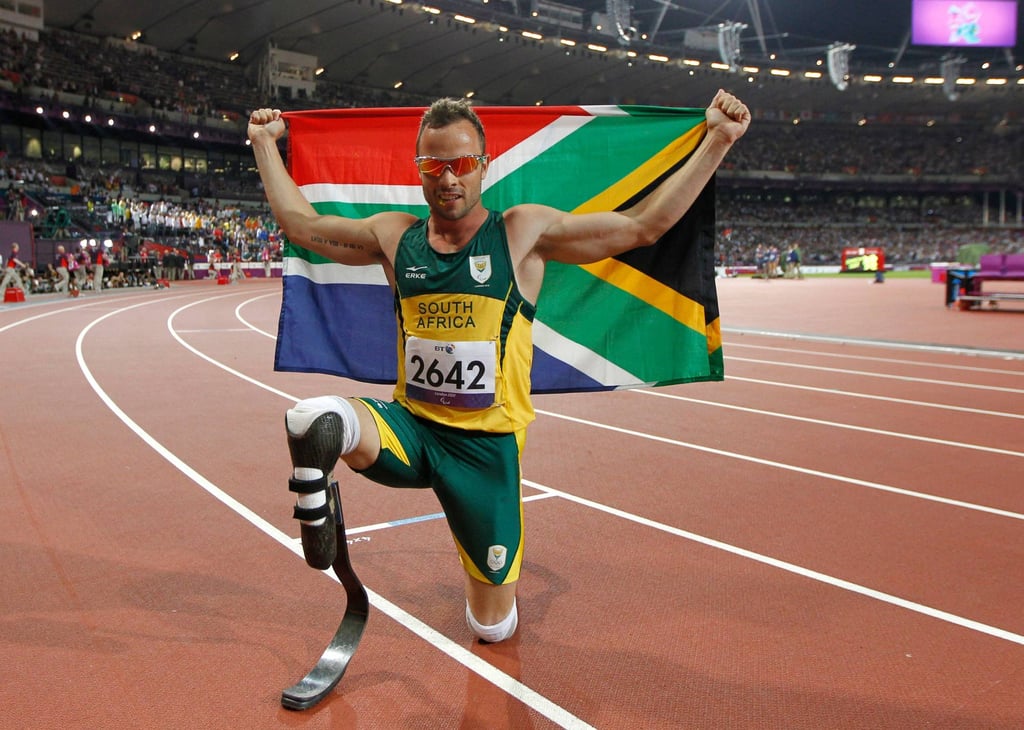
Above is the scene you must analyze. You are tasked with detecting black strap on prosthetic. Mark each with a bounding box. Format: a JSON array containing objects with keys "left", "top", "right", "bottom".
[
  {"left": 288, "top": 476, "right": 332, "bottom": 522},
  {"left": 281, "top": 481, "right": 370, "bottom": 711}
]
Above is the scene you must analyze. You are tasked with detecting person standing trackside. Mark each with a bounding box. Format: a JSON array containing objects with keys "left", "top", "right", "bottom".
[
  {"left": 74, "top": 248, "right": 89, "bottom": 292},
  {"left": 248, "top": 90, "right": 750, "bottom": 643},
  {"left": 1, "top": 242, "right": 28, "bottom": 294},
  {"left": 92, "top": 245, "right": 107, "bottom": 293},
  {"left": 54, "top": 245, "right": 71, "bottom": 294}
]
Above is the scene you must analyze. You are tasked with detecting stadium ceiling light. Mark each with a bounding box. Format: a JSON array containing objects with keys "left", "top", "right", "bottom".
[
  {"left": 62, "top": 110, "right": 70, "bottom": 119},
  {"left": 770, "top": 68, "right": 790, "bottom": 76},
  {"left": 863, "top": 74, "right": 883, "bottom": 83},
  {"left": 984, "top": 78, "right": 1006, "bottom": 85},
  {"left": 384, "top": 0, "right": 402, "bottom": 4},
  {"left": 743, "top": 66, "right": 759, "bottom": 73},
  {"left": 229, "top": 51, "right": 240, "bottom": 61},
  {"left": 560, "top": 38, "right": 576, "bottom": 46},
  {"left": 393, "top": 80, "right": 404, "bottom": 88},
  {"left": 924, "top": 77, "right": 944, "bottom": 84},
  {"left": 35, "top": 105, "right": 43, "bottom": 114},
  {"left": 649, "top": 54, "right": 669, "bottom": 63},
  {"left": 587, "top": 43, "right": 607, "bottom": 52},
  {"left": 1018, "top": 78, "right": 1024, "bottom": 85},
  {"left": 315, "top": 67, "right": 325, "bottom": 76},
  {"left": 892, "top": 76, "right": 914, "bottom": 83},
  {"left": 523, "top": 30, "right": 543, "bottom": 40},
  {"left": 454, "top": 14, "right": 475, "bottom": 23},
  {"left": 710, "top": 61, "right": 730, "bottom": 70},
  {"left": 626, "top": 50, "right": 637, "bottom": 57},
  {"left": 804, "top": 71, "right": 822, "bottom": 79},
  {"left": 422, "top": 5, "right": 440, "bottom": 14},
  {"left": 682, "top": 59, "right": 700, "bottom": 66},
  {"left": 956, "top": 77, "right": 977, "bottom": 85}
]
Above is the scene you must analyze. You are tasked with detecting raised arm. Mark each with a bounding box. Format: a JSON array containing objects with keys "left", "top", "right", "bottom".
[
  {"left": 248, "top": 108, "right": 412, "bottom": 266},
  {"left": 514, "top": 90, "right": 750, "bottom": 266}
]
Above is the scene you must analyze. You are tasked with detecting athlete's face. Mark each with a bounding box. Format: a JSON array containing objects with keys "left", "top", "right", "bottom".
[{"left": 416, "top": 120, "right": 487, "bottom": 222}]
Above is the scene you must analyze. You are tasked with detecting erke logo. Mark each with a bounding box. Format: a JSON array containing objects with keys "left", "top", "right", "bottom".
[{"left": 405, "top": 265, "right": 428, "bottom": 279}]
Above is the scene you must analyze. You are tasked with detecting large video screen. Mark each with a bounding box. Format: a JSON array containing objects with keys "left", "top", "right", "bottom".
[{"left": 912, "top": 0, "right": 1018, "bottom": 47}]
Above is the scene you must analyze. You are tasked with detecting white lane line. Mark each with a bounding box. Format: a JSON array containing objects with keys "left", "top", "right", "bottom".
[
  {"left": 534, "top": 408, "right": 1024, "bottom": 522},
  {"left": 725, "top": 376, "right": 1024, "bottom": 420},
  {"left": 345, "top": 493, "right": 558, "bottom": 536},
  {"left": 633, "top": 389, "right": 1024, "bottom": 458},
  {"left": 0, "top": 293, "right": 185, "bottom": 334},
  {"left": 173, "top": 328, "right": 256, "bottom": 333},
  {"left": 723, "top": 341, "right": 1024, "bottom": 376},
  {"left": 72, "top": 295, "right": 593, "bottom": 730},
  {"left": 215, "top": 292, "right": 1024, "bottom": 516},
  {"left": 722, "top": 327, "right": 1024, "bottom": 361},
  {"left": 177, "top": 296, "right": 1024, "bottom": 652},
  {"left": 727, "top": 356, "right": 1024, "bottom": 394},
  {"left": 234, "top": 293, "right": 279, "bottom": 340},
  {"left": 524, "top": 480, "right": 1024, "bottom": 647}
]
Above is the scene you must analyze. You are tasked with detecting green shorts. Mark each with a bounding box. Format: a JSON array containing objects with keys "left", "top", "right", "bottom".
[{"left": 354, "top": 398, "right": 525, "bottom": 585}]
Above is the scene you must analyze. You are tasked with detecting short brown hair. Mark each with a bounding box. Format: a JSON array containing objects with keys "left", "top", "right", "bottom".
[{"left": 417, "top": 98, "right": 486, "bottom": 153}]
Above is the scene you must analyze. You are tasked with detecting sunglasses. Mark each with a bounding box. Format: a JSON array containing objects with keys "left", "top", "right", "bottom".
[{"left": 414, "top": 154, "right": 488, "bottom": 177}]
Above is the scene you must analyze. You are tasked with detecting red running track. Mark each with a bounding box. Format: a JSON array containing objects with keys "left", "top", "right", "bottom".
[{"left": 1, "top": 276, "right": 1022, "bottom": 729}]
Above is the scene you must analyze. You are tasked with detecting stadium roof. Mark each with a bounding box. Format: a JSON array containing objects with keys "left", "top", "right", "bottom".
[{"left": 41, "top": 0, "right": 1024, "bottom": 116}]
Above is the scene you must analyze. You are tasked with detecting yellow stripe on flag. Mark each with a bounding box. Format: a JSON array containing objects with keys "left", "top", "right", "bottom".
[
  {"left": 574, "top": 122, "right": 708, "bottom": 335},
  {"left": 573, "top": 122, "right": 706, "bottom": 214}
]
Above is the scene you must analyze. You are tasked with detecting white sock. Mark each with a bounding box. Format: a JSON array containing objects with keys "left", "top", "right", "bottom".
[
  {"left": 466, "top": 599, "right": 518, "bottom": 643},
  {"left": 293, "top": 467, "right": 326, "bottom": 526}
]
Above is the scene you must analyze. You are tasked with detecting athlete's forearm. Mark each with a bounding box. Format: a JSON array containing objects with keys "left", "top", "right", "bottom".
[
  {"left": 625, "top": 129, "right": 733, "bottom": 242},
  {"left": 251, "top": 135, "right": 319, "bottom": 237}
]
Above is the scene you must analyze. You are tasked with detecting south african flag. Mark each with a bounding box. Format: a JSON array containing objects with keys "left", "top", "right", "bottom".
[{"left": 274, "top": 104, "right": 722, "bottom": 393}]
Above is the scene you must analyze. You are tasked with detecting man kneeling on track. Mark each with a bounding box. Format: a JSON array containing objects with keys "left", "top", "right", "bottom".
[{"left": 248, "top": 90, "right": 750, "bottom": 642}]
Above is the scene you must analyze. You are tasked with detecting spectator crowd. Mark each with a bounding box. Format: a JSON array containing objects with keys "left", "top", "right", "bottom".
[{"left": 1, "top": 25, "right": 1021, "bottom": 276}]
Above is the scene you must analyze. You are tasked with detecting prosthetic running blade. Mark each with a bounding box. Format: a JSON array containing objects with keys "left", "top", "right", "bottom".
[{"left": 281, "top": 483, "right": 369, "bottom": 710}]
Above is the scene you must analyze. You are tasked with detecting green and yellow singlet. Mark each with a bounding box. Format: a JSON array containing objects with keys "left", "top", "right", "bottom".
[{"left": 392, "top": 210, "right": 536, "bottom": 433}]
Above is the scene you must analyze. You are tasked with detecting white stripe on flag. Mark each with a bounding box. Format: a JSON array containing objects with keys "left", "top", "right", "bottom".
[
  {"left": 297, "top": 115, "right": 596, "bottom": 204},
  {"left": 284, "top": 255, "right": 389, "bottom": 285},
  {"left": 579, "top": 105, "right": 630, "bottom": 116},
  {"left": 483, "top": 115, "right": 595, "bottom": 192},
  {"left": 300, "top": 182, "right": 425, "bottom": 207},
  {"left": 532, "top": 318, "right": 638, "bottom": 386}
]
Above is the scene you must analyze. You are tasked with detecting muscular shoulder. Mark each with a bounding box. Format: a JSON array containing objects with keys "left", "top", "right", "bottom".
[
  {"left": 363, "top": 210, "right": 419, "bottom": 261},
  {"left": 503, "top": 204, "right": 563, "bottom": 256}
]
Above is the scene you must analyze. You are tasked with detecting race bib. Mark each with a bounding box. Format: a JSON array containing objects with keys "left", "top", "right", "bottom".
[{"left": 404, "top": 336, "right": 497, "bottom": 408}]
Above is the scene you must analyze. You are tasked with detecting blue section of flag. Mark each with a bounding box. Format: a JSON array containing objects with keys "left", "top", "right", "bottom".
[
  {"left": 277, "top": 276, "right": 615, "bottom": 392},
  {"left": 275, "top": 276, "right": 397, "bottom": 383},
  {"left": 529, "top": 347, "right": 610, "bottom": 393}
]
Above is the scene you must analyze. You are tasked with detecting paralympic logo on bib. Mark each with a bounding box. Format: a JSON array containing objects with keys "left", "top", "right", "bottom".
[{"left": 487, "top": 544, "right": 507, "bottom": 572}]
